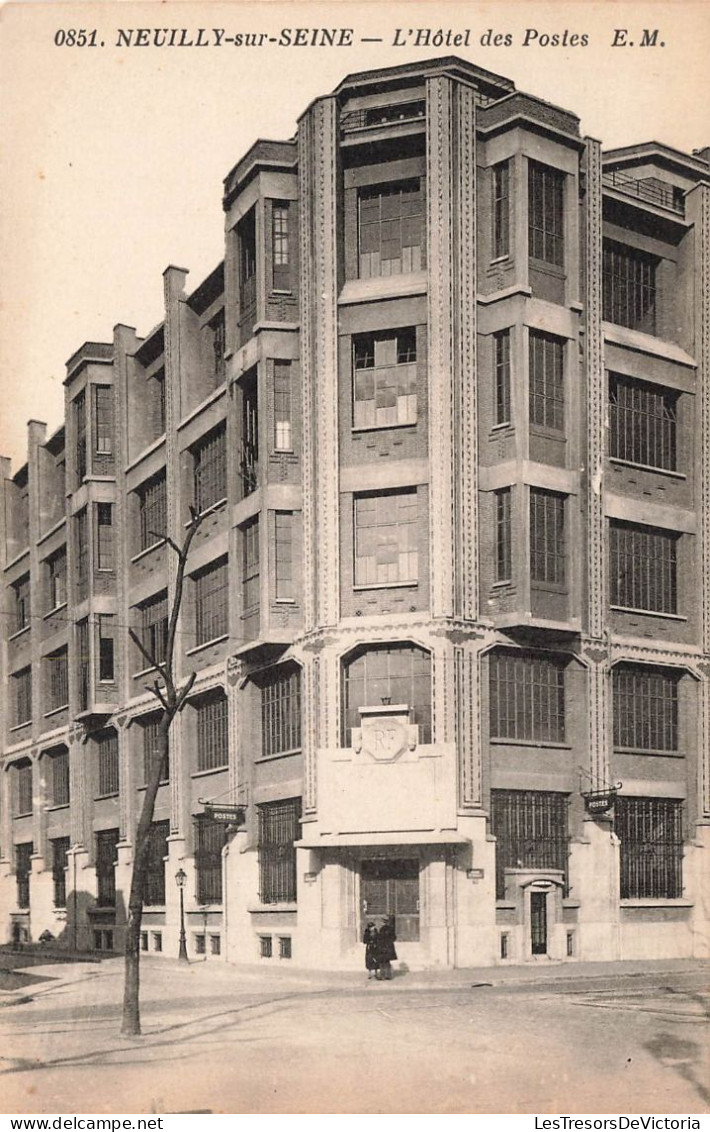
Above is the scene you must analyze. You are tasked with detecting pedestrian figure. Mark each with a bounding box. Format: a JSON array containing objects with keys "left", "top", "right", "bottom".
[
  {"left": 363, "top": 920, "right": 379, "bottom": 979},
  {"left": 376, "top": 914, "right": 397, "bottom": 980}
]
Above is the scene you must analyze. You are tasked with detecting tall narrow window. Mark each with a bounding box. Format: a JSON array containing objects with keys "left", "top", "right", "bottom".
[
  {"left": 494, "top": 329, "right": 511, "bottom": 426},
  {"left": 275, "top": 512, "right": 294, "bottom": 601},
  {"left": 492, "top": 162, "right": 510, "bottom": 258},
  {"left": 273, "top": 362, "right": 292, "bottom": 451},
  {"left": 143, "top": 717, "right": 168, "bottom": 785},
  {"left": 74, "top": 389, "right": 87, "bottom": 484},
  {"left": 193, "top": 425, "right": 227, "bottom": 513},
  {"left": 489, "top": 649, "right": 566, "bottom": 743},
  {"left": 238, "top": 208, "right": 257, "bottom": 343},
  {"left": 97, "top": 729, "right": 119, "bottom": 797},
  {"left": 98, "top": 615, "right": 115, "bottom": 682},
  {"left": 16, "top": 843, "right": 33, "bottom": 910},
  {"left": 609, "top": 373, "right": 677, "bottom": 471},
  {"left": 610, "top": 521, "right": 678, "bottom": 614},
  {"left": 530, "top": 489, "right": 565, "bottom": 585},
  {"left": 259, "top": 665, "right": 301, "bottom": 758},
  {"left": 358, "top": 180, "right": 425, "bottom": 278},
  {"left": 151, "top": 367, "right": 166, "bottom": 438},
  {"left": 195, "top": 559, "right": 228, "bottom": 645},
  {"left": 529, "top": 332, "right": 564, "bottom": 431},
  {"left": 96, "top": 503, "right": 114, "bottom": 570},
  {"left": 93, "top": 386, "right": 114, "bottom": 455},
  {"left": 354, "top": 490, "right": 418, "bottom": 586},
  {"left": 139, "top": 592, "right": 168, "bottom": 667},
  {"left": 51, "top": 748, "right": 70, "bottom": 807},
  {"left": 490, "top": 791, "right": 569, "bottom": 900},
  {"left": 77, "top": 619, "right": 90, "bottom": 712},
  {"left": 242, "top": 516, "right": 260, "bottom": 614},
  {"left": 603, "top": 241, "right": 657, "bottom": 333},
  {"left": 96, "top": 829, "right": 119, "bottom": 907},
  {"left": 240, "top": 371, "right": 259, "bottom": 496},
  {"left": 144, "top": 821, "right": 169, "bottom": 906},
  {"left": 272, "top": 202, "right": 290, "bottom": 290},
  {"left": 196, "top": 692, "right": 228, "bottom": 772},
  {"left": 75, "top": 508, "right": 89, "bottom": 601},
  {"left": 14, "top": 667, "right": 32, "bottom": 727},
  {"left": 47, "top": 548, "right": 67, "bottom": 610},
  {"left": 137, "top": 472, "right": 167, "bottom": 551},
  {"left": 194, "top": 816, "right": 227, "bottom": 903},
  {"left": 258, "top": 798, "right": 301, "bottom": 904},
  {"left": 52, "top": 837, "right": 70, "bottom": 908},
  {"left": 210, "top": 311, "right": 226, "bottom": 384},
  {"left": 613, "top": 665, "right": 679, "bottom": 752},
  {"left": 528, "top": 161, "right": 564, "bottom": 267},
  {"left": 495, "top": 488, "right": 512, "bottom": 583},
  {"left": 16, "top": 763, "right": 33, "bottom": 816},
  {"left": 353, "top": 329, "right": 417, "bottom": 429},
  {"left": 615, "top": 797, "right": 682, "bottom": 899},
  {"left": 46, "top": 648, "right": 69, "bottom": 712},
  {"left": 13, "top": 574, "right": 30, "bottom": 633}
]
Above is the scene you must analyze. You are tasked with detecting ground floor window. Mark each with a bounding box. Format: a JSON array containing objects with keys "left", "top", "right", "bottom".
[
  {"left": 614, "top": 796, "right": 683, "bottom": 899},
  {"left": 15, "top": 843, "right": 33, "bottom": 909},
  {"left": 360, "top": 857, "right": 420, "bottom": 942},
  {"left": 257, "top": 798, "right": 301, "bottom": 904},
  {"left": 143, "top": 820, "right": 169, "bottom": 906},
  {"left": 490, "top": 790, "right": 569, "bottom": 900},
  {"left": 194, "top": 816, "right": 228, "bottom": 904},
  {"left": 51, "top": 837, "right": 70, "bottom": 907},
  {"left": 96, "top": 829, "right": 119, "bottom": 907}
]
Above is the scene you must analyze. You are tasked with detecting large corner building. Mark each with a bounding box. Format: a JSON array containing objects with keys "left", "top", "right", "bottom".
[{"left": 1, "top": 58, "right": 709, "bottom": 969}]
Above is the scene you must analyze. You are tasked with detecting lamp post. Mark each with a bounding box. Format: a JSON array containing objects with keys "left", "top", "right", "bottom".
[{"left": 175, "top": 867, "right": 188, "bottom": 963}]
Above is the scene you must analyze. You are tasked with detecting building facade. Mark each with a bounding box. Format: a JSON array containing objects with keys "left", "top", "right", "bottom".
[{"left": 1, "top": 57, "right": 709, "bottom": 969}]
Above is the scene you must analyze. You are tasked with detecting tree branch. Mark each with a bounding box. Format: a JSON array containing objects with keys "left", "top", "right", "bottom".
[
  {"left": 144, "top": 681, "right": 169, "bottom": 713},
  {"left": 175, "top": 670, "right": 197, "bottom": 713},
  {"left": 128, "top": 627, "right": 168, "bottom": 681}
]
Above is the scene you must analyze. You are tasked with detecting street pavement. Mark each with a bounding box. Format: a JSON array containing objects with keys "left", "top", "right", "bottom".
[{"left": 1, "top": 955, "right": 708, "bottom": 1115}]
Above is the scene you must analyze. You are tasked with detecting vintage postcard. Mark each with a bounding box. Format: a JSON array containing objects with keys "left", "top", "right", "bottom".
[{"left": 0, "top": 0, "right": 708, "bottom": 1119}]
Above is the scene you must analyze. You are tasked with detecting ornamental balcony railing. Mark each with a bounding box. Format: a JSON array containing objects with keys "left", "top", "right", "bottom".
[{"left": 602, "top": 170, "right": 685, "bottom": 215}]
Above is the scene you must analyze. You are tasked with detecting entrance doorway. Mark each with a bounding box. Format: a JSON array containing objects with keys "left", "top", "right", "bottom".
[
  {"left": 360, "top": 858, "right": 420, "bottom": 941},
  {"left": 530, "top": 891, "right": 547, "bottom": 955}
]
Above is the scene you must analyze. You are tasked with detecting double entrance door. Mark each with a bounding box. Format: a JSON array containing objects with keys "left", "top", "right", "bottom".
[{"left": 360, "top": 858, "right": 420, "bottom": 942}]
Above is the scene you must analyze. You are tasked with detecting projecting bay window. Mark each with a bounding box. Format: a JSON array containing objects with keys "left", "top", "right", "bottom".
[
  {"left": 96, "top": 829, "right": 119, "bottom": 907},
  {"left": 353, "top": 329, "right": 417, "bottom": 429},
  {"left": 46, "top": 649, "right": 69, "bottom": 713},
  {"left": 14, "top": 668, "right": 32, "bottom": 728},
  {"left": 354, "top": 489, "right": 418, "bottom": 587},
  {"left": 193, "top": 425, "right": 227, "bottom": 514},
  {"left": 194, "top": 816, "right": 227, "bottom": 904},
  {"left": 272, "top": 202, "right": 291, "bottom": 291},
  {"left": 97, "top": 729, "right": 119, "bottom": 797},
  {"left": 16, "top": 843, "right": 33, "bottom": 909},
  {"left": 529, "top": 331, "right": 564, "bottom": 432},
  {"left": 273, "top": 362, "right": 292, "bottom": 452},
  {"left": 341, "top": 643, "right": 432, "bottom": 747},
  {"left": 143, "top": 717, "right": 169, "bottom": 785},
  {"left": 257, "top": 798, "right": 301, "bottom": 904},
  {"left": 139, "top": 592, "right": 168, "bottom": 668},
  {"left": 12, "top": 574, "right": 30, "bottom": 634},
  {"left": 52, "top": 837, "right": 70, "bottom": 908},
  {"left": 490, "top": 790, "right": 569, "bottom": 900},
  {"left": 530, "top": 489, "right": 565, "bottom": 586},
  {"left": 614, "top": 797, "right": 683, "bottom": 899},
  {"left": 603, "top": 241, "right": 657, "bottom": 334},
  {"left": 358, "top": 179, "right": 425, "bottom": 278},
  {"left": 528, "top": 161, "right": 564, "bottom": 267},
  {"left": 47, "top": 548, "right": 67, "bottom": 611},
  {"left": 609, "top": 373, "right": 677, "bottom": 472},
  {"left": 137, "top": 472, "right": 167, "bottom": 552},
  {"left": 259, "top": 664, "right": 301, "bottom": 759},
  {"left": 144, "top": 821, "right": 169, "bottom": 906},
  {"left": 613, "top": 665, "right": 679, "bottom": 753},
  {"left": 494, "top": 329, "right": 511, "bottom": 427},
  {"left": 275, "top": 512, "right": 294, "bottom": 602},
  {"left": 196, "top": 691, "right": 228, "bottom": 772},
  {"left": 492, "top": 161, "right": 510, "bottom": 259},
  {"left": 610, "top": 521, "right": 678, "bottom": 615},
  {"left": 495, "top": 488, "right": 512, "bottom": 583},
  {"left": 195, "top": 558, "right": 228, "bottom": 645},
  {"left": 489, "top": 649, "right": 566, "bottom": 744},
  {"left": 96, "top": 503, "right": 114, "bottom": 570}
]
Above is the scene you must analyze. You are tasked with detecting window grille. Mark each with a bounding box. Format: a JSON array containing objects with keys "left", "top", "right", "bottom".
[
  {"left": 140, "top": 592, "right": 168, "bottom": 666},
  {"left": 211, "top": 311, "right": 226, "bottom": 383},
  {"left": 275, "top": 512, "right": 294, "bottom": 601},
  {"left": 96, "top": 829, "right": 119, "bottom": 906},
  {"left": 257, "top": 798, "right": 301, "bottom": 904},
  {"left": 16, "top": 763, "right": 33, "bottom": 816},
  {"left": 151, "top": 368, "right": 166, "bottom": 438},
  {"left": 98, "top": 615, "right": 115, "bottom": 682},
  {"left": 273, "top": 362, "right": 292, "bottom": 451},
  {"left": 241, "top": 516, "right": 260, "bottom": 614},
  {"left": 46, "top": 649, "right": 69, "bottom": 711},
  {"left": 195, "top": 559, "right": 228, "bottom": 644},
  {"left": 193, "top": 425, "right": 227, "bottom": 514},
  {"left": 238, "top": 208, "right": 257, "bottom": 341},
  {"left": 74, "top": 390, "right": 87, "bottom": 484},
  {"left": 278, "top": 936, "right": 291, "bottom": 959},
  {"left": 75, "top": 508, "right": 89, "bottom": 601},
  {"left": 196, "top": 692, "right": 228, "bottom": 772},
  {"left": 613, "top": 665, "right": 679, "bottom": 752},
  {"left": 93, "top": 386, "right": 113, "bottom": 454},
  {"left": 495, "top": 488, "right": 512, "bottom": 583},
  {"left": 138, "top": 473, "right": 167, "bottom": 551},
  {"left": 97, "top": 729, "right": 119, "bottom": 796},
  {"left": 143, "top": 717, "right": 169, "bottom": 785},
  {"left": 52, "top": 837, "right": 70, "bottom": 907},
  {"left": 260, "top": 665, "right": 301, "bottom": 758},
  {"left": 493, "top": 162, "right": 510, "bottom": 258},
  {"left": 342, "top": 643, "right": 432, "bottom": 747},
  {"left": 528, "top": 162, "right": 564, "bottom": 266},
  {"left": 77, "top": 619, "right": 90, "bottom": 712},
  {"left": 615, "top": 797, "right": 683, "bottom": 899},
  {"left": 353, "top": 329, "right": 417, "bottom": 429},
  {"left": 210, "top": 934, "right": 221, "bottom": 956},
  {"left": 610, "top": 521, "right": 678, "bottom": 614},
  {"left": 96, "top": 503, "right": 114, "bottom": 570},
  {"left": 494, "top": 329, "right": 511, "bottom": 425},
  {"left": 240, "top": 371, "right": 259, "bottom": 495},
  {"left": 14, "top": 667, "right": 32, "bottom": 726},
  {"left": 354, "top": 489, "right": 418, "bottom": 586},
  {"left": 194, "top": 934, "right": 206, "bottom": 954},
  {"left": 530, "top": 489, "right": 566, "bottom": 585},
  {"left": 272, "top": 202, "right": 290, "bottom": 290},
  {"left": 489, "top": 649, "right": 566, "bottom": 743},
  {"left": 260, "top": 935, "right": 272, "bottom": 958},
  {"left": 603, "top": 241, "right": 657, "bottom": 333},
  {"left": 47, "top": 548, "right": 67, "bottom": 610},
  {"left": 51, "top": 748, "right": 70, "bottom": 807},
  {"left": 13, "top": 574, "right": 30, "bottom": 632},
  {"left": 609, "top": 373, "right": 677, "bottom": 471},
  {"left": 195, "top": 816, "right": 227, "bottom": 903},
  {"left": 358, "top": 179, "right": 425, "bottom": 278},
  {"left": 490, "top": 790, "right": 569, "bottom": 900},
  {"left": 144, "top": 820, "right": 169, "bottom": 906},
  {"left": 15, "top": 842, "right": 33, "bottom": 909},
  {"left": 529, "top": 331, "right": 564, "bottom": 431}
]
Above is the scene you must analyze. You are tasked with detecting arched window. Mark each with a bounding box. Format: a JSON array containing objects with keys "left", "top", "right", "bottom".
[{"left": 341, "top": 643, "right": 431, "bottom": 747}]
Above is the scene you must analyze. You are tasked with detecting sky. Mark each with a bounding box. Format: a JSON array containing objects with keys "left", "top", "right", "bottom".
[{"left": 1, "top": 0, "right": 708, "bottom": 469}]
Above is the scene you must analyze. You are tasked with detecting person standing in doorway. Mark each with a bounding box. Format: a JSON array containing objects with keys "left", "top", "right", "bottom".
[
  {"left": 363, "top": 920, "right": 379, "bottom": 979},
  {"left": 376, "top": 914, "right": 397, "bottom": 980}
]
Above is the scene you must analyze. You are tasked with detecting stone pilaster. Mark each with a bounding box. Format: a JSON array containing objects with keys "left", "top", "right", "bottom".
[
  {"left": 583, "top": 138, "right": 605, "bottom": 640},
  {"left": 68, "top": 725, "right": 88, "bottom": 848},
  {"left": 455, "top": 640, "right": 488, "bottom": 812},
  {"left": 226, "top": 656, "right": 244, "bottom": 806},
  {"left": 301, "top": 648, "right": 321, "bottom": 817}
]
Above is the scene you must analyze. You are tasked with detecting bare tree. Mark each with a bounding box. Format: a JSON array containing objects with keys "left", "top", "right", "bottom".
[{"left": 121, "top": 508, "right": 203, "bottom": 1036}]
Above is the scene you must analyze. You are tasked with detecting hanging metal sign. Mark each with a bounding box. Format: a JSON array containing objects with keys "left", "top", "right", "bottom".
[
  {"left": 581, "top": 789, "right": 617, "bottom": 815},
  {"left": 200, "top": 801, "right": 247, "bottom": 826}
]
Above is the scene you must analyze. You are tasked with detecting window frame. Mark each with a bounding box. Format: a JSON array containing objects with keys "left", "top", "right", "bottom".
[
  {"left": 192, "top": 424, "right": 227, "bottom": 515},
  {"left": 608, "top": 372, "right": 678, "bottom": 473},
  {"left": 97, "top": 729, "right": 119, "bottom": 798},
  {"left": 529, "top": 488, "right": 566, "bottom": 587},
  {"left": 341, "top": 643, "right": 432, "bottom": 748},
  {"left": 46, "top": 648, "right": 69, "bottom": 713},
  {"left": 357, "top": 178, "right": 426, "bottom": 279},
  {"left": 528, "top": 161, "right": 565, "bottom": 268},
  {"left": 494, "top": 329, "right": 511, "bottom": 427},
  {"left": 194, "top": 815, "right": 227, "bottom": 904},
  {"left": 137, "top": 472, "right": 167, "bottom": 553},
  {"left": 353, "top": 488, "right": 419, "bottom": 588},
  {"left": 492, "top": 161, "right": 510, "bottom": 260},
  {"left": 603, "top": 240, "right": 658, "bottom": 334},
  {"left": 613, "top": 664, "right": 680, "bottom": 753},
  {"left": 495, "top": 488, "right": 512, "bottom": 584},
  {"left": 194, "top": 558, "right": 229, "bottom": 646},
  {"left": 615, "top": 796, "right": 683, "bottom": 899},
  {"left": 529, "top": 330, "right": 565, "bottom": 433},
  {"left": 489, "top": 649, "right": 566, "bottom": 745},
  {"left": 609, "top": 520, "right": 679, "bottom": 615},
  {"left": 195, "top": 691, "right": 229, "bottom": 773},
  {"left": 257, "top": 797, "right": 301, "bottom": 905},
  {"left": 258, "top": 664, "right": 302, "bottom": 759}
]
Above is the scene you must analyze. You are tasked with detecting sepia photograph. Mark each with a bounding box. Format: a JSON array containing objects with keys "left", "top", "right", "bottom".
[{"left": 0, "top": 0, "right": 708, "bottom": 1118}]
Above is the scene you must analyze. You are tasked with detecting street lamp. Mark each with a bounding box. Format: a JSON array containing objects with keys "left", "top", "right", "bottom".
[{"left": 175, "top": 867, "right": 188, "bottom": 963}]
